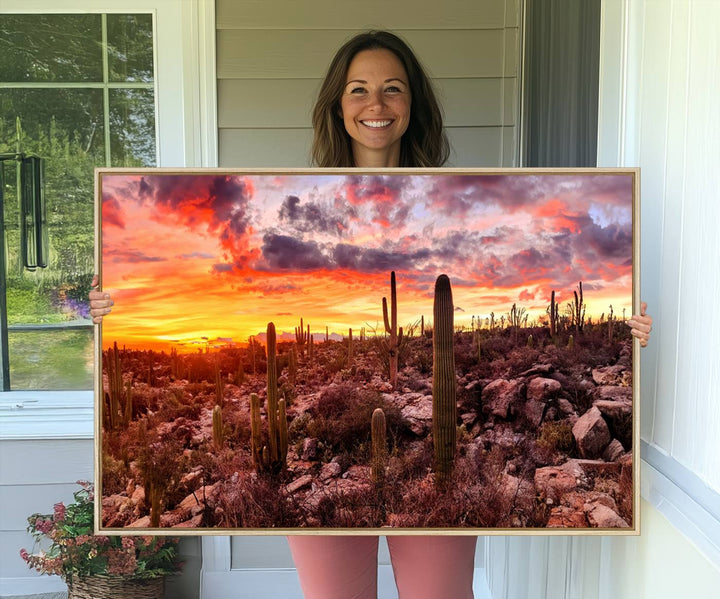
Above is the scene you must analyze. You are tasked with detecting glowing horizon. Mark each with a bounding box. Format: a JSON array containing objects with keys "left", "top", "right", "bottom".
[{"left": 100, "top": 172, "right": 634, "bottom": 352}]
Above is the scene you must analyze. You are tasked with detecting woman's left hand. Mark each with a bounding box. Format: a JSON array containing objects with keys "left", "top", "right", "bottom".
[{"left": 627, "top": 301, "right": 652, "bottom": 347}]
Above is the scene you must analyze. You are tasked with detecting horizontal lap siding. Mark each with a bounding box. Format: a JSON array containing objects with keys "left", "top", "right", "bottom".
[{"left": 0, "top": 439, "right": 93, "bottom": 580}]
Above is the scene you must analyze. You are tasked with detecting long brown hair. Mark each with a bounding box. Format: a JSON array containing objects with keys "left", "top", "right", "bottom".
[{"left": 311, "top": 31, "right": 449, "bottom": 168}]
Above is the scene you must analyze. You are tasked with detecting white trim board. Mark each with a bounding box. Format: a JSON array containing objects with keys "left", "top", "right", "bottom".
[{"left": 641, "top": 452, "right": 720, "bottom": 568}]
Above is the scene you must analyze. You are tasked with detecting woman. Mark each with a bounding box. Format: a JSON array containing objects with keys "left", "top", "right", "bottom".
[{"left": 90, "top": 30, "right": 653, "bottom": 599}]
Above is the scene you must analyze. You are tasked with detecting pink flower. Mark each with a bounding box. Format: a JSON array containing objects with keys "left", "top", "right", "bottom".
[
  {"left": 19, "top": 548, "right": 29, "bottom": 562},
  {"left": 107, "top": 548, "right": 137, "bottom": 576},
  {"left": 121, "top": 537, "right": 135, "bottom": 550},
  {"left": 34, "top": 518, "right": 53, "bottom": 534},
  {"left": 53, "top": 502, "right": 66, "bottom": 521}
]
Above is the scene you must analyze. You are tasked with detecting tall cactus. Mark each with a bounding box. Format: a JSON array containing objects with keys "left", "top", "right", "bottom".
[
  {"left": 432, "top": 274, "right": 456, "bottom": 484},
  {"left": 573, "top": 281, "right": 585, "bottom": 334},
  {"left": 549, "top": 289, "right": 558, "bottom": 340},
  {"left": 266, "top": 323, "right": 279, "bottom": 463},
  {"left": 212, "top": 404, "right": 224, "bottom": 450},
  {"left": 295, "top": 318, "right": 309, "bottom": 355},
  {"left": 248, "top": 336, "right": 256, "bottom": 374},
  {"left": 371, "top": 408, "right": 387, "bottom": 485},
  {"left": 278, "top": 398, "right": 288, "bottom": 465},
  {"left": 123, "top": 380, "right": 133, "bottom": 426},
  {"left": 348, "top": 328, "right": 354, "bottom": 365},
  {"left": 249, "top": 392, "right": 262, "bottom": 469},
  {"left": 106, "top": 341, "right": 123, "bottom": 429},
  {"left": 288, "top": 344, "right": 298, "bottom": 386},
  {"left": 214, "top": 359, "right": 224, "bottom": 407},
  {"left": 382, "top": 271, "right": 404, "bottom": 389}
]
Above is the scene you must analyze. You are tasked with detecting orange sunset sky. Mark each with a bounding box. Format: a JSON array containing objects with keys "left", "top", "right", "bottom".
[{"left": 100, "top": 172, "right": 634, "bottom": 352}]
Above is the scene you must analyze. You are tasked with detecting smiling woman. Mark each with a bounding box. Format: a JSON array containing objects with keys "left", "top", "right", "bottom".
[
  {"left": 340, "top": 49, "right": 412, "bottom": 167},
  {"left": 311, "top": 30, "right": 448, "bottom": 168}
]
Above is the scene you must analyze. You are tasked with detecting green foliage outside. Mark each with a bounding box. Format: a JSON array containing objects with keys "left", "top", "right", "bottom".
[{"left": 0, "top": 13, "right": 155, "bottom": 389}]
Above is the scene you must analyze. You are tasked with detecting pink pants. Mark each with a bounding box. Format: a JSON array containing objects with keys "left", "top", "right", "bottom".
[{"left": 287, "top": 535, "right": 476, "bottom": 599}]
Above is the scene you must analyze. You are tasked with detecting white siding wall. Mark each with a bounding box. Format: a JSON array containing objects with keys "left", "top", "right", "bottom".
[
  {"left": 486, "top": 0, "right": 720, "bottom": 597},
  {"left": 216, "top": 0, "right": 522, "bottom": 168},
  {"left": 0, "top": 439, "right": 94, "bottom": 596}
]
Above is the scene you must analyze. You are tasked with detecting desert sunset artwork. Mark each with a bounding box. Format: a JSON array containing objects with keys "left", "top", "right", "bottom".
[{"left": 97, "top": 169, "right": 638, "bottom": 534}]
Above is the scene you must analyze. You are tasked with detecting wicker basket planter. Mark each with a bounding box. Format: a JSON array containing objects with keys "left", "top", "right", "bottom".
[{"left": 67, "top": 575, "right": 164, "bottom": 599}]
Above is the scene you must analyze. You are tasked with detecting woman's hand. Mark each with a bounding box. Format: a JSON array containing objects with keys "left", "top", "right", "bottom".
[
  {"left": 627, "top": 301, "right": 652, "bottom": 347},
  {"left": 89, "top": 275, "right": 113, "bottom": 324}
]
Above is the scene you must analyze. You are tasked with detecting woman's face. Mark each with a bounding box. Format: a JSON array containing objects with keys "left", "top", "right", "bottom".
[{"left": 340, "top": 48, "right": 411, "bottom": 167}]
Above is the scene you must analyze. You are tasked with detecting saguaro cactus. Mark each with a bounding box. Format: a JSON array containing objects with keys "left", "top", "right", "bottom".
[
  {"left": 266, "top": 323, "right": 279, "bottom": 463},
  {"left": 432, "top": 274, "right": 456, "bottom": 483},
  {"left": 249, "top": 336, "right": 256, "bottom": 374},
  {"left": 549, "top": 290, "right": 559, "bottom": 340},
  {"left": 382, "top": 271, "right": 404, "bottom": 389},
  {"left": 371, "top": 408, "right": 387, "bottom": 485},
  {"left": 348, "top": 328, "right": 354, "bottom": 365},
  {"left": 573, "top": 281, "right": 585, "bottom": 334},
  {"left": 214, "top": 360, "right": 224, "bottom": 407},
  {"left": 288, "top": 344, "right": 298, "bottom": 386},
  {"left": 212, "top": 404, "right": 224, "bottom": 450},
  {"left": 295, "top": 318, "right": 309, "bottom": 355},
  {"left": 249, "top": 392, "right": 262, "bottom": 468},
  {"left": 278, "top": 398, "right": 288, "bottom": 465},
  {"left": 106, "top": 341, "right": 123, "bottom": 429}
]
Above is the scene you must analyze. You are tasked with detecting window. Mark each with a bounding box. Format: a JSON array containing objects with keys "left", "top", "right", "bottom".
[{"left": 0, "top": 13, "right": 156, "bottom": 390}]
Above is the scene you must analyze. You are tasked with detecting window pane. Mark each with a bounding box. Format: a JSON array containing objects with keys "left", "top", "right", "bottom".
[
  {"left": 0, "top": 13, "right": 156, "bottom": 390},
  {"left": 1, "top": 88, "right": 103, "bottom": 280},
  {"left": 109, "top": 89, "right": 156, "bottom": 167},
  {"left": 9, "top": 329, "right": 94, "bottom": 390},
  {"left": 107, "top": 14, "right": 154, "bottom": 83},
  {"left": 0, "top": 14, "right": 103, "bottom": 82}
]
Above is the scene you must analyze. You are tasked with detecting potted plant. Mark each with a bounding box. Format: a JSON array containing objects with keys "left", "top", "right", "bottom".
[{"left": 20, "top": 481, "right": 182, "bottom": 599}]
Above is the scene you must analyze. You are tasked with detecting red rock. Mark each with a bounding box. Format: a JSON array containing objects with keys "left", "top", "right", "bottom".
[
  {"left": 585, "top": 502, "right": 629, "bottom": 528},
  {"left": 572, "top": 407, "right": 611, "bottom": 458},
  {"left": 534, "top": 466, "right": 577, "bottom": 502},
  {"left": 527, "top": 377, "right": 562, "bottom": 402},
  {"left": 547, "top": 506, "right": 589, "bottom": 528},
  {"left": 482, "top": 379, "right": 524, "bottom": 419}
]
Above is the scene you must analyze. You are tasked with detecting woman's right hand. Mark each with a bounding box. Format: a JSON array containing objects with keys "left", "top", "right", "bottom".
[{"left": 89, "top": 275, "right": 113, "bottom": 324}]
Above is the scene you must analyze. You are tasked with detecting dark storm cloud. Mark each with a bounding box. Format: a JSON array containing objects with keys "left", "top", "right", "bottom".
[
  {"left": 278, "top": 195, "right": 353, "bottom": 236},
  {"left": 333, "top": 243, "right": 431, "bottom": 273},
  {"left": 260, "top": 234, "right": 332, "bottom": 271},
  {"left": 427, "top": 173, "right": 634, "bottom": 215}
]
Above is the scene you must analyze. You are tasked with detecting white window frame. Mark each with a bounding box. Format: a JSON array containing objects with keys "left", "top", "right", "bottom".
[{"left": 0, "top": 0, "right": 217, "bottom": 441}]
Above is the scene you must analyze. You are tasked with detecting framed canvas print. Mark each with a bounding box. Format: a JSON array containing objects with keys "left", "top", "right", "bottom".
[{"left": 94, "top": 168, "right": 639, "bottom": 535}]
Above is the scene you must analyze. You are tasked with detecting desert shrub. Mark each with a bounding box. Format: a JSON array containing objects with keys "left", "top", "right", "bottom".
[
  {"left": 102, "top": 453, "right": 129, "bottom": 495},
  {"left": 537, "top": 421, "right": 575, "bottom": 453},
  {"left": 136, "top": 437, "right": 188, "bottom": 517},
  {"left": 288, "top": 412, "right": 312, "bottom": 440},
  {"left": 404, "top": 336, "right": 433, "bottom": 375},
  {"left": 218, "top": 472, "right": 302, "bottom": 528},
  {"left": 308, "top": 384, "right": 405, "bottom": 454},
  {"left": 386, "top": 439, "right": 433, "bottom": 482}
]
